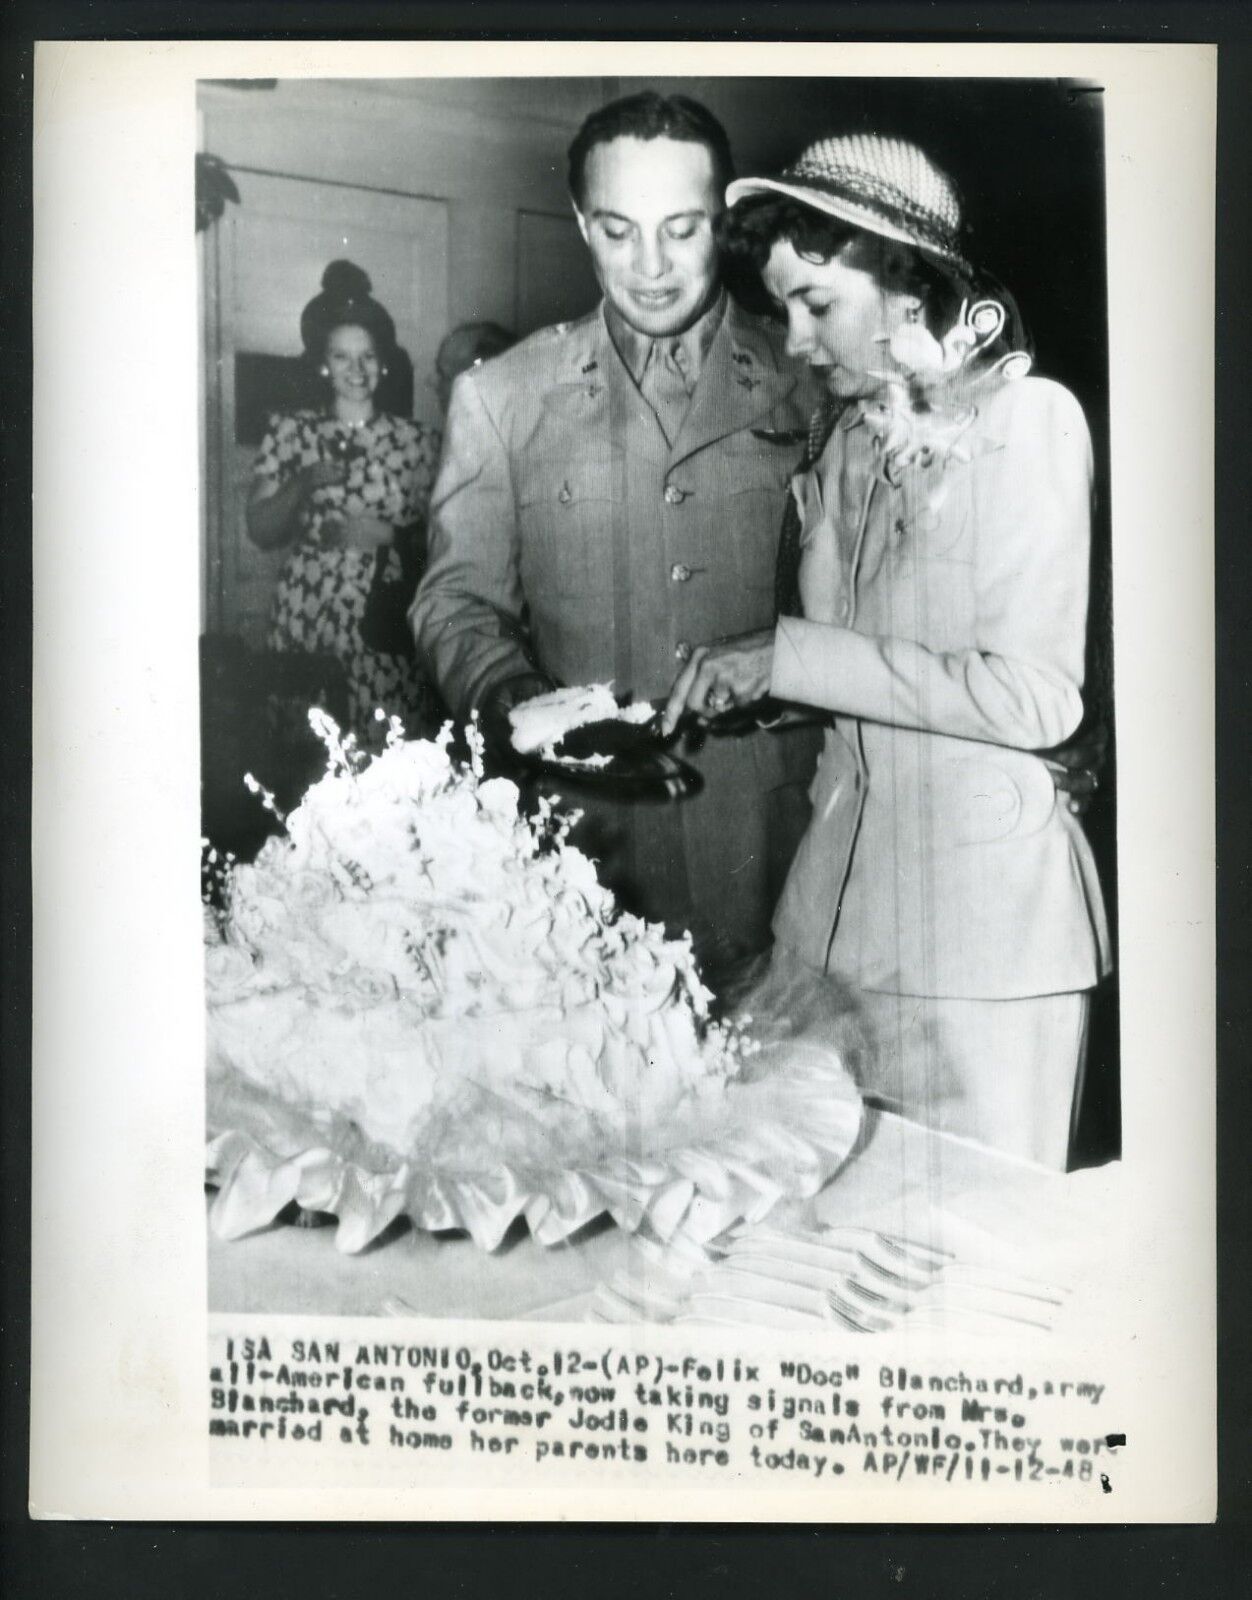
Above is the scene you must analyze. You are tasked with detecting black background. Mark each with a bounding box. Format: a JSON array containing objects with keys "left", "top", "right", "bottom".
[{"left": 2, "top": 2, "right": 1248, "bottom": 1596}]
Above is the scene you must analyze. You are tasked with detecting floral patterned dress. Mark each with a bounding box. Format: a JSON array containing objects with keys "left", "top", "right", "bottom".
[{"left": 253, "top": 410, "right": 443, "bottom": 742}]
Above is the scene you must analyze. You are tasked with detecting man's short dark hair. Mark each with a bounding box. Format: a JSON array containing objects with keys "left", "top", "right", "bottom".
[{"left": 567, "top": 92, "right": 734, "bottom": 210}]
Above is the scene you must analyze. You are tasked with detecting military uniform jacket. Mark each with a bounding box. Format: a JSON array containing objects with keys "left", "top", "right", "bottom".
[
  {"left": 411, "top": 298, "right": 822, "bottom": 950},
  {"left": 769, "top": 375, "right": 1113, "bottom": 999}
]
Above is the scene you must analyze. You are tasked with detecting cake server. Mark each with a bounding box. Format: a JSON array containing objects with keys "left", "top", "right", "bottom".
[{"left": 556, "top": 693, "right": 826, "bottom": 759}]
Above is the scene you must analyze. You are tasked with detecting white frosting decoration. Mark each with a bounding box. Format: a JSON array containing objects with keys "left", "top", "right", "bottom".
[
  {"left": 508, "top": 683, "right": 655, "bottom": 765},
  {"left": 205, "top": 713, "right": 742, "bottom": 1171}
]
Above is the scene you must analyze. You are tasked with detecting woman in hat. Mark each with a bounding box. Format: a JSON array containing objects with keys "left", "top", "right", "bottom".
[
  {"left": 247, "top": 260, "right": 443, "bottom": 743},
  {"left": 662, "top": 135, "right": 1111, "bottom": 1168}
]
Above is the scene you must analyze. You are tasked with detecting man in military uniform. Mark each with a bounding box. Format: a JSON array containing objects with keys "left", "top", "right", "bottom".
[{"left": 411, "top": 93, "right": 822, "bottom": 973}]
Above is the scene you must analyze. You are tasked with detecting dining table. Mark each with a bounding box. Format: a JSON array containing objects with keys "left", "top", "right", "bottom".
[{"left": 208, "top": 1103, "right": 1119, "bottom": 1330}]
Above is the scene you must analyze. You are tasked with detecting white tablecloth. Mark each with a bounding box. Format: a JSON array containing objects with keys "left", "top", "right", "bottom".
[{"left": 208, "top": 1107, "right": 1119, "bottom": 1324}]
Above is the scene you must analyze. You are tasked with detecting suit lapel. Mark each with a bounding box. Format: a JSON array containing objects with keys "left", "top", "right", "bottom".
[{"left": 669, "top": 301, "right": 798, "bottom": 470}]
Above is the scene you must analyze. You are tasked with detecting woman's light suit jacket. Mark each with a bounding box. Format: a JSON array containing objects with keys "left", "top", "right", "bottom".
[{"left": 769, "top": 374, "right": 1112, "bottom": 999}]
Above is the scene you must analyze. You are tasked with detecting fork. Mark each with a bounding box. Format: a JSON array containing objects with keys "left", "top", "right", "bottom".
[
  {"left": 824, "top": 1292, "right": 1047, "bottom": 1336},
  {"left": 820, "top": 1225, "right": 954, "bottom": 1265},
  {"left": 829, "top": 1229, "right": 1066, "bottom": 1302},
  {"left": 825, "top": 1288, "right": 889, "bottom": 1332},
  {"left": 836, "top": 1279, "right": 1055, "bottom": 1332},
  {"left": 738, "top": 1224, "right": 1064, "bottom": 1303},
  {"left": 742, "top": 1224, "right": 952, "bottom": 1275},
  {"left": 848, "top": 1251, "right": 1066, "bottom": 1305}
]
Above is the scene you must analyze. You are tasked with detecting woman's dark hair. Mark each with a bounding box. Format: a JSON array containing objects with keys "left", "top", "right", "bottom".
[
  {"left": 718, "top": 192, "right": 1030, "bottom": 360},
  {"left": 718, "top": 195, "right": 860, "bottom": 272},
  {"left": 300, "top": 260, "right": 397, "bottom": 365},
  {"left": 719, "top": 194, "right": 971, "bottom": 336},
  {"left": 567, "top": 92, "right": 734, "bottom": 210}
]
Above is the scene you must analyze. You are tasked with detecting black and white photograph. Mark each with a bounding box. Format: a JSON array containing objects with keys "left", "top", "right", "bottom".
[
  {"left": 199, "top": 73, "right": 1121, "bottom": 1328},
  {"left": 28, "top": 38, "right": 1216, "bottom": 1523}
]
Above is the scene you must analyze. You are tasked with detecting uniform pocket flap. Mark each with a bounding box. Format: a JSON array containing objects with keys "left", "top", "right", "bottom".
[{"left": 517, "top": 457, "right": 615, "bottom": 509}]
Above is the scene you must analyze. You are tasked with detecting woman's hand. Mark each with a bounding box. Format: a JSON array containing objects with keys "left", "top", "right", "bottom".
[
  {"left": 301, "top": 458, "right": 347, "bottom": 493},
  {"left": 247, "top": 459, "right": 343, "bottom": 551},
  {"left": 660, "top": 628, "right": 776, "bottom": 737},
  {"left": 246, "top": 454, "right": 348, "bottom": 552}
]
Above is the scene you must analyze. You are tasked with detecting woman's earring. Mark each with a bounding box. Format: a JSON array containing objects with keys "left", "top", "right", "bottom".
[
  {"left": 320, "top": 366, "right": 330, "bottom": 379},
  {"left": 905, "top": 302, "right": 922, "bottom": 325}
]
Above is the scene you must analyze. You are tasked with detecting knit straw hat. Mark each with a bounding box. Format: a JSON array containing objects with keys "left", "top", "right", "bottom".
[{"left": 725, "top": 133, "right": 971, "bottom": 276}]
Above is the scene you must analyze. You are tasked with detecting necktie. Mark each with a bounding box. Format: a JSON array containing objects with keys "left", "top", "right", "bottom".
[{"left": 639, "top": 337, "right": 692, "bottom": 445}]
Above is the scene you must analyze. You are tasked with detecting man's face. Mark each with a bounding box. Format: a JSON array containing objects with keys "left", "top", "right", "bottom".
[{"left": 574, "top": 135, "right": 722, "bottom": 339}]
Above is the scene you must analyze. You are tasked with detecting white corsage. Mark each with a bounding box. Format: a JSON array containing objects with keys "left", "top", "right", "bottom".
[{"left": 862, "top": 299, "right": 1033, "bottom": 487}]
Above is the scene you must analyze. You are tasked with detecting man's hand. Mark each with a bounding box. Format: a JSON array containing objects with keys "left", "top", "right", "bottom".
[
  {"left": 660, "top": 629, "right": 775, "bottom": 738},
  {"left": 478, "top": 673, "right": 556, "bottom": 762},
  {"left": 1042, "top": 722, "right": 1110, "bottom": 818}
]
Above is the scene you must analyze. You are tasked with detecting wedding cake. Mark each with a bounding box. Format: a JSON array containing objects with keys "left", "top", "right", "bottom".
[{"left": 205, "top": 713, "right": 743, "bottom": 1177}]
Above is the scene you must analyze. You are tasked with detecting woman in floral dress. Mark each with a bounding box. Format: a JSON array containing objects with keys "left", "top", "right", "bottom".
[{"left": 247, "top": 261, "right": 443, "bottom": 744}]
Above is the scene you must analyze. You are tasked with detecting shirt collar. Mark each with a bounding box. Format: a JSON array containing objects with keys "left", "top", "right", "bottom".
[{"left": 603, "top": 291, "right": 727, "bottom": 387}]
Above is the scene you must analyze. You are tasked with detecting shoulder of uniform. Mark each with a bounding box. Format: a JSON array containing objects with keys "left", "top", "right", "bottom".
[
  {"left": 723, "top": 301, "right": 795, "bottom": 378},
  {"left": 511, "top": 308, "right": 600, "bottom": 359},
  {"left": 464, "top": 308, "right": 600, "bottom": 395},
  {"left": 728, "top": 302, "right": 787, "bottom": 342},
  {"left": 532, "top": 307, "right": 600, "bottom": 342},
  {"left": 732, "top": 303, "right": 782, "bottom": 332}
]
